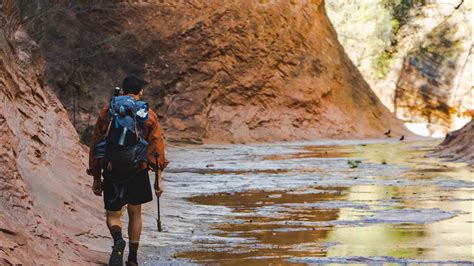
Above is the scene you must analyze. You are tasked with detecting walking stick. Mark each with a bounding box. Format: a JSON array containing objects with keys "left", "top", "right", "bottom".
[{"left": 154, "top": 151, "right": 163, "bottom": 232}]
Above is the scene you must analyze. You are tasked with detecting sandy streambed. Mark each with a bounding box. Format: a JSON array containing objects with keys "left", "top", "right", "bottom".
[{"left": 134, "top": 139, "right": 472, "bottom": 264}]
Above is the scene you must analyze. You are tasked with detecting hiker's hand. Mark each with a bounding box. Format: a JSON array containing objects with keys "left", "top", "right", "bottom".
[
  {"left": 154, "top": 181, "right": 163, "bottom": 197},
  {"left": 148, "top": 160, "right": 169, "bottom": 172},
  {"left": 149, "top": 164, "right": 156, "bottom": 172},
  {"left": 92, "top": 179, "right": 102, "bottom": 196}
]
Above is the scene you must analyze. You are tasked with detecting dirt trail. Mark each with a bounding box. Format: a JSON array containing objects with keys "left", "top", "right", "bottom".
[{"left": 135, "top": 139, "right": 472, "bottom": 264}]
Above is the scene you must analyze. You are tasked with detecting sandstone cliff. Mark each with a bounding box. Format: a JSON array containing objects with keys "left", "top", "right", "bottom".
[
  {"left": 430, "top": 120, "right": 473, "bottom": 167},
  {"left": 327, "top": 0, "right": 472, "bottom": 137},
  {"left": 0, "top": 1, "right": 106, "bottom": 263},
  {"left": 21, "top": 0, "right": 406, "bottom": 144}
]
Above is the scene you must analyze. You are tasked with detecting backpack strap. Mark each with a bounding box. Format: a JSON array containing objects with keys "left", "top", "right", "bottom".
[
  {"left": 104, "top": 96, "right": 117, "bottom": 138},
  {"left": 103, "top": 105, "right": 115, "bottom": 139},
  {"left": 134, "top": 112, "right": 139, "bottom": 142},
  {"left": 104, "top": 119, "right": 113, "bottom": 139}
]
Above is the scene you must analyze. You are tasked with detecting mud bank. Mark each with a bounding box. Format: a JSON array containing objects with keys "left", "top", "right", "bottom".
[{"left": 132, "top": 139, "right": 473, "bottom": 264}]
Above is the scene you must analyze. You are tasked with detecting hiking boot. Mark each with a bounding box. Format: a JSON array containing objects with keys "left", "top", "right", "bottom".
[
  {"left": 125, "top": 261, "right": 138, "bottom": 266},
  {"left": 109, "top": 239, "right": 126, "bottom": 266}
]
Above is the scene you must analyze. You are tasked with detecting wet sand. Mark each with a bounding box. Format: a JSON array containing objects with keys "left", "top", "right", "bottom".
[{"left": 136, "top": 139, "right": 473, "bottom": 264}]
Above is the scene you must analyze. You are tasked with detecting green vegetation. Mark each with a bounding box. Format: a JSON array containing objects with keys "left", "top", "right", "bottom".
[
  {"left": 372, "top": 0, "right": 427, "bottom": 78},
  {"left": 327, "top": 0, "right": 426, "bottom": 80},
  {"left": 326, "top": 0, "right": 393, "bottom": 78},
  {"left": 391, "top": 18, "right": 401, "bottom": 35},
  {"left": 420, "top": 25, "right": 463, "bottom": 62},
  {"left": 373, "top": 50, "right": 392, "bottom": 79},
  {"left": 347, "top": 160, "right": 361, "bottom": 168}
]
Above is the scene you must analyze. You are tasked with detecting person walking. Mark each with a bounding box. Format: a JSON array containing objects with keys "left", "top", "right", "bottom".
[{"left": 87, "top": 76, "right": 168, "bottom": 266}]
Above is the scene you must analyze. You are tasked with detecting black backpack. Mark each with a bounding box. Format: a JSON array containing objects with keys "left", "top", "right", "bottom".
[{"left": 93, "top": 95, "right": 149, "bottom": 181}]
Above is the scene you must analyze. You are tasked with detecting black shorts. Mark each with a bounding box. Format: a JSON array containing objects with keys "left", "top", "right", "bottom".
[{"left": 102, "top": 169, "right": 153, "bottom": 211}]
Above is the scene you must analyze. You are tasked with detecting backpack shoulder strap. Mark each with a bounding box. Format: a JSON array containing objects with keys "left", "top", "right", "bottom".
[{"left": 104, "top": 97, "right": 118, "bottom": 138}]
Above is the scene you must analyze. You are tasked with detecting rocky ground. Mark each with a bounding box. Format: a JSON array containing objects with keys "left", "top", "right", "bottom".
[
  {"left": 430, "top": 120, "right": 474, "bottom": 167},
  {"left": 135, "top": 139, "right": 473, "bottom": 264}
]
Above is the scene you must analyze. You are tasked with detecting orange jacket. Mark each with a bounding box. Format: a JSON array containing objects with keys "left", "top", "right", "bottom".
[{"left": 88, "top": 98, "right": 167, "bottom": 180}]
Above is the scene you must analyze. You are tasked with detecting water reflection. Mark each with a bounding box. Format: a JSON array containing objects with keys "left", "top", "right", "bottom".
[
  {"left": 263, "top": 145, "right": 354, "bottom": 160},
  {"left": 171, "top": 141, "right": 473, "bottom": 264},
  {"left": 179, "top": 187, "right": 344, "bottom": 264}
]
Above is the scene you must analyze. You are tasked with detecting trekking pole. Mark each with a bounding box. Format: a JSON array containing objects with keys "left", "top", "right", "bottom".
[{"left": 154, "top": 152, "right": 163, "bottom": 232}]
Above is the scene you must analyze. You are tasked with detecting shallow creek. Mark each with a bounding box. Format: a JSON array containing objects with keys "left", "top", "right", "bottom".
[{"left": 136, "top": 139, "right": 472, "bottom": 265}]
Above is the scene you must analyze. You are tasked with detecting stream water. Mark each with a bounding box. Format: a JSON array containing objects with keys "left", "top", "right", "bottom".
[{"left": 137, "top": 139, "right": 473, "bottom": 265}]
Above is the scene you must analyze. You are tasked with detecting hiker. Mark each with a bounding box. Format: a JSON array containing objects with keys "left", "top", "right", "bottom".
[{"left": 87, "top": 76, "right": 168, "bottom": 266}]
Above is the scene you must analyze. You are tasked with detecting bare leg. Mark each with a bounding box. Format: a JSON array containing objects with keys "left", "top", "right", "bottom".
[
  {"left": 106, "top": 210, "right": 123, "bottom": 230},
  {"left": 127, "top": 204, "right": 142, "bottom": 242}
]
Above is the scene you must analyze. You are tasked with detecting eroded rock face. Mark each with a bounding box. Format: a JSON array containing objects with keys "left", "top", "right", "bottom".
[
  {"left": 21, "top": 0, "right": 406, "bottom": 144},
  {"left": 327, "top": 0, "right": 472, "bottom": 137},
  {"left": 0, "top": 1, "right": 106, "bottom": 263},
  {"left": 430, "top": 120, "right": 474, "bottom": 167}
]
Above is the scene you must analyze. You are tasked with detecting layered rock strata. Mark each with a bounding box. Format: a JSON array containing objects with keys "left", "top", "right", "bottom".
[
  {"left": 430, "top": 120, "right": 473, "bottom": 166},
  {"left": 0, "top": 1, "right": 106, "bottom": 263},
  {"left": 21, "top": 0, "right": 406, "bottom": 144}
]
